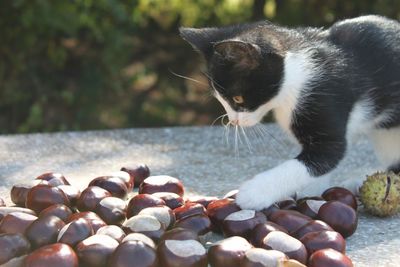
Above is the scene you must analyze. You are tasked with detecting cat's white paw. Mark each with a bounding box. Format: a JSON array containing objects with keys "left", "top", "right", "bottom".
[{"left": 235, "top": 159, "right": 315, "bottom": 210}]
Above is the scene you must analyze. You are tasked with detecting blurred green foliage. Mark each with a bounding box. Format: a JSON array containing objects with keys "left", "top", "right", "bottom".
[{"left": 1, "top": 0, "right": 399, "bottom": 134}]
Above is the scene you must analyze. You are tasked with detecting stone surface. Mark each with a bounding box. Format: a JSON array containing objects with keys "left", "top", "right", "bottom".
[{"left": 0, "top": 124, "right": 399, "bottom": 266}]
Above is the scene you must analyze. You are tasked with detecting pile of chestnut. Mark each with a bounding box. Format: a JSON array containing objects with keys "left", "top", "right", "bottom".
[{"left": 0, "top": 164, "right": 358, "bottom": 267}]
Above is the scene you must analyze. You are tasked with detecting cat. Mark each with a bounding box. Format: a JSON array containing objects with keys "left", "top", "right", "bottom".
[{"left": 180, "top": 15, "right": 400, "bottom": 210}]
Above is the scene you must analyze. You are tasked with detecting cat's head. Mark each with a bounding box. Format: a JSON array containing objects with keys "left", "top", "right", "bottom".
[{"left": 180, "top": 22, "right": 285, "bottom": 127}]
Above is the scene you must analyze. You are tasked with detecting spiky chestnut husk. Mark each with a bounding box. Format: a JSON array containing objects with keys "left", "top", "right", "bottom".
[{"left": 359, "top": 171, "right": 400, "bottom": 217}]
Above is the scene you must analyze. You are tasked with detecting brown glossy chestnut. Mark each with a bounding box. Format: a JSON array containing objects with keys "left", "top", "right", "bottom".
[
  {"left": 57, "top": 185, "right": 81, "bottom": 207},
  {"left": 121, "top": 233, "right": 156, "bottom": 248},
  {"left": 300, "top": 230, "right": 346, "bottom": 255},
  {"left": 223, "top": 189, "right": 239, "bottom": 199},
  {"left": 110, "top": 171, "right": 135, "bottom": 191},
  {"left": 222, "top": 210, "right": 266, "bottom": 239},
  {"left": 122, "top": 214, "right": 165, "bottom": 242},
  {"left": 0, "top": 207, "right": 36, "bottom": 222},
  {"left": 317, "top": 201, "right": 358, "bottom": 238},
  {"left": 208, "top": 236, "right": 253, "bottom": 267},
  {"left": 67, "top": 211, "right": 106, "bottom": 233},
  {"left": 157, "top": 239, "right": 208, "bottom": 267},
  {"left": 174, "top": 214, "right": 212, "bottom": 236},
  {"left": 76, "top": 186, "right": 111, "bottom": 212},
  {"left": 249, "top": 221, "right": 288, "bottom": 247},
  {"left": 206, "top": 198, "right": 241, "bottom": 232},
  {"left": 39, "top": 204, "right": 73, "bottom": 222},
  {"left": 25, "top": 215, "right": 65, "bottom": 248},
  {"left": 0, "top": 212, "right": 37, "bottom": 234},
  {"left": 0, "top": 233, "right": 31, "bottom": 265},
  {"left": 153, "top": 192, "right": 185, "bottom": 209},
  {"left": 25, "top": 184, "right": 70, "bottom": 213},
  {"left": 126, "top": 194, "right": 166, "bottom": 218},
  {"left": 109, "top": 240, "right": 158, "bottom": 267},
  {"left": 76, "top": 234, "right": 119, "bottom": 267},
  {"left": 120, "top": 163, "right": 150, "bottom": 188},
  {"left": 139, "top": 175, "right": 184, "bottom": 196},
  {"left": 10, "top": 180, "right": 46, "bottom": 207},
  {"left": 292, "top": 220, "right": 334, "bottom": 239},
  {"left": 57, "top": 218, "right": 94, "bottom": 247},
  {"left": 276, "top": 197, "right": 297, "bottom": 210},
  {"left": 260, "top": 203, "right": 280, "bottom": 218},
  {"left": 241, "top": 248, "right": 288, "bottom": 267},
  {"left": 138, "top": 205, "right": 175, "bottom": 229},
  {"left": 88, "top": 176, "right": 128, "bottom": 199},
  {"left": 159, "top": 227, "right": 200, "bottom": 243},
  {"left": 296, "top": 199, "right": 326, "bottom": 219},
  {"left": 322, "top": 187, "right": 358, "bottom": 210},
  {"left": 95, "top": 196, "right": 127, "bottom": 225},
  {"left": 173, "top": 202, "right": 206, "bottom": 221},
  {"left": 185, "top": 196, "right": 219, "bottom": 209},
  {"left": 268, "top": 210, "right": 312, "bottom": 234},
  {"left": 96, "top": 225, "right": 126, "bottom": 243},
  {"left": 261, "top": 231, "right": 308, "bottom": 265},
  {"left": 308, "top": 248, "right": 354, "bottom": 267},
  {"left": 23, "top": 243, "right": 78, "bottom": 267},
  {"left": 35, "top": 172, "right": 70, "bottom": 186}
]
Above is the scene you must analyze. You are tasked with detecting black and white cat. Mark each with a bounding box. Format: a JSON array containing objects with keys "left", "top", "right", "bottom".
[{"left": 180, "top": 15, "right": 400, "bottom": 210}]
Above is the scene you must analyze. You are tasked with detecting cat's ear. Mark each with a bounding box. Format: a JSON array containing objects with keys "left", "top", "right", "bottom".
[
  {"left": 213, "top": 40, "right": 261, "bottom": 70},
  {"left": 179, "top": 27, "right": 219, "bottom": 56}
]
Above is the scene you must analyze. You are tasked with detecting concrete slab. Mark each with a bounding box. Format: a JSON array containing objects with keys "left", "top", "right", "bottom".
[{"left": 0, "top": 124, "right": 399, "bottom": 266}]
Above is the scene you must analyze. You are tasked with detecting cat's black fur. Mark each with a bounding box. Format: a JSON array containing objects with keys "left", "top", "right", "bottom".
[{"left": 181, "top": 15, "right": 400, "bottom": 178}]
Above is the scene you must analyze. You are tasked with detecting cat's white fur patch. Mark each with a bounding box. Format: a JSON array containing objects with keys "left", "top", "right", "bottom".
[
  {"left": 235, "top": 159, "right": 315, "bottom": 210},
  {"left": 370, "top": 126, "right": 400, "bottom": 168}
]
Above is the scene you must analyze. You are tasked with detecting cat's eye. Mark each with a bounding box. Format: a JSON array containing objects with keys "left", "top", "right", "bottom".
[{"left": 232, "top": 95, "right": 244, "bottom": 104}]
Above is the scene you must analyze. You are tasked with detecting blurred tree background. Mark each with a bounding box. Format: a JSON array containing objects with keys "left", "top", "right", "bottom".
[{"left": 1, "top": 0, "right": 399, "bottom": 134}]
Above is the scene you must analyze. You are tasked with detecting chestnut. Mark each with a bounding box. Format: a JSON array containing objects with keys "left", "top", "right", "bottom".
[
  {"left": 157, "top": 239, "right": 207, "bottom": 267},
  {"left": 76, "top": 186, "right": 111, "bottom": 212},
  {"left": 268, "top": 210, "right": 312, "bottom": 234},
  {"left": 95, "top": 196, "right": 127, "bottom": 225},
  {"left": 206, "top": 198, "right": 241, "bottom": 232},
  {"left": 0, "top": 207, "right": 36, "bottom": 220},
  {"left": 261, "top": 231, "right": 308, "bottom": 264},
  {"left": 317, "top": 201, "right": 358, "bottom": 238},
  {"left": 322, "top": 187, "right": 358, "bottom": 210},
  {"left": 159, "top": 227, "right": 200, "bottom": 243},
  {"left": 139, "top": 175, "right": 184, "bottom": 196},
  {"left": 88, "top": 176, "right": 128, "bottom": 199},
  {"left": 120, "top": 163, "right": 150, "bottom": 188},
  {"left": 109, "top": 240, "right": 158, "bottom": 267},
  {"left": 76, "top": 234, "right": 119, "bottom": 267},
  {"left": 276, "top": 197, "right": 297, "bottom": 210},
  {"left": 126, "top": 194, "right": 165, "bottom": 218},
  {"left": 10, "top": 181, "right": 46, "bottom": 207},
  {"left": 139, "top": 205, "right": 175, "bottom": 229},
  {"left": 223, "top": 189, "right": 239, "bottom": 199},
  {"left": 174, "top": 214, "right": 212, "bottom": 236},
  {"left": 0, "top": 233, "right": 31, "bottom": 265},
  {"left": 23, "top": 243, "right": 78, "bottom": 267},
  {"left": 35, "top": 172, "right": 70, "bottom": 186},
  {"left": 208, "top": 236, "right": 253, "bottom": 267},
  {"left": 241, "top": 248, "right": 288, "bottom": 267},
  {"left": 39, "top": 204, "right": 73, "bottom": 222},
  {"left": 185, "top": 196, "right": 219, "bottom": 209},
  {"left": 296, "top": 199, "right": 326, "bottom": 219},
  {"left": 173, "top": 202, "right": 206, "bottom": 221},
  {"left": 153, "top": 192, "right": 184, "bottom": 210},
  {"left": 96, "top": 225, "right": 126, "bottom": 243},
  {"left": 67, "top": 211, "right": 106, "bottom": 232},
  {"left": 222, "top": 210, "right": 266, "bottom": 239},
  {"left": 25, "top": 184, "right": 70, "bottom": 213},
  {"left": 0, "top": 198, "right": 5, "bottom": 207},
  {"left": 110, "top": 171, "right": 135, "bottom": 191},
  {"left": 122, "top": 233, "right": 156, "bottom": 248},
  {"left": 300, "top": 230, "right": 346, "bottom": 255},
  {"left": 25, "top": 215, "right": 65, "bottom": 248},
  {"left": 57, "top": 185, "right": 81, "bottom": 207},
  {"left": 292, "top": 220, "right": 333, "bottom": 239},
  {"left": 122, "top": 214, "right": 165, "bottom": 242},
  {"left": 57, "top": 218, "right": 94, "bottom": 247},
  {"left": 249, "top": 221, "right": 288, "bottom": 247},
  {"left": 0, "top": 212, "right": 37, "bottom": 234},
  {"left": 308, "top": 248, "right": 354, "bottom": 267},
  {"left": 260, "top": 204, "right": 280, "bottom": 218}
]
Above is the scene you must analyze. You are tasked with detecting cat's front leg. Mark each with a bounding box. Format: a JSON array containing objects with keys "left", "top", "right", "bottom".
[{"left": 236, "top": 159, "right": 317, "bottom": 210}]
